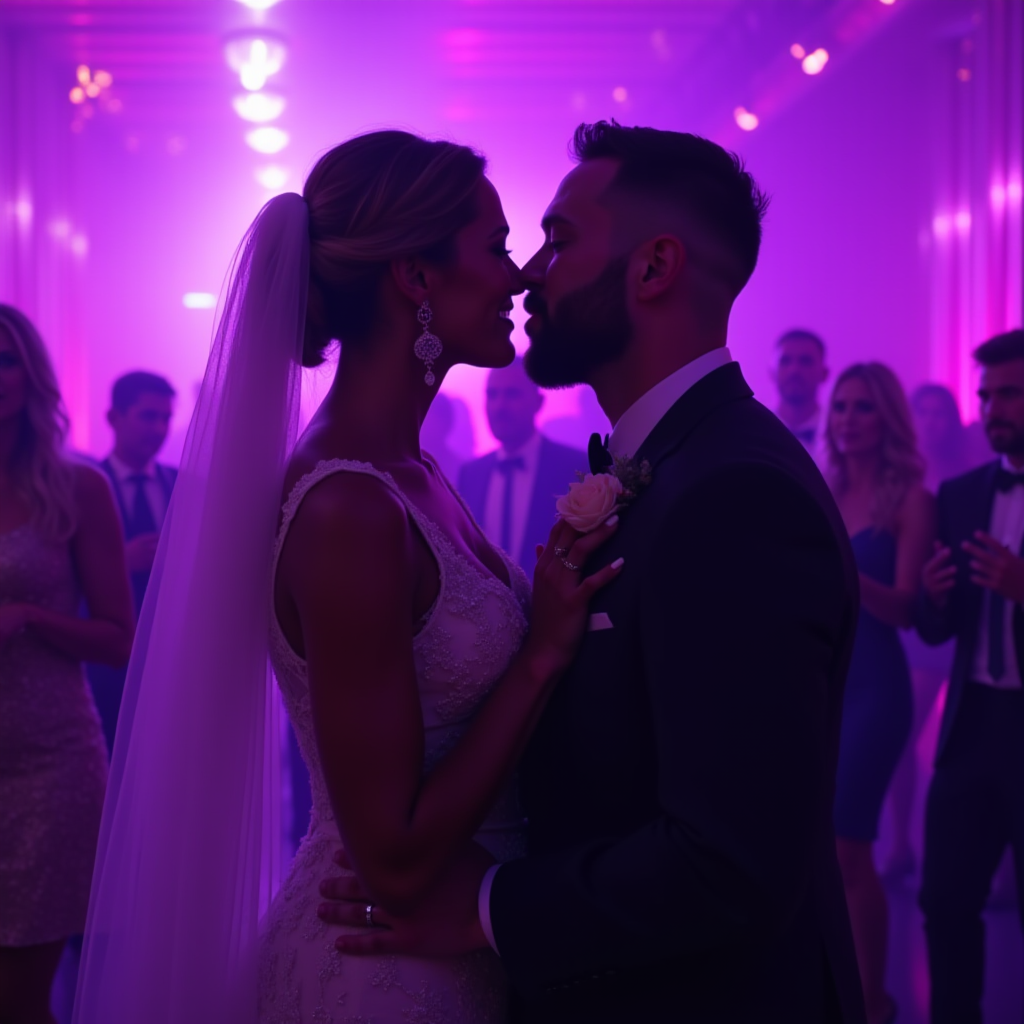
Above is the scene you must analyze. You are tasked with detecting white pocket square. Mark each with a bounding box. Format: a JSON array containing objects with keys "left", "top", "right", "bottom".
[{"left": 588, "top": 612, "right": 614, "bottom": 631}]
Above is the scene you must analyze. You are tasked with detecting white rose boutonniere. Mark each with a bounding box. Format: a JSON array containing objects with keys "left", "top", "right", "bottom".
[
  {"left": 555, "top": 473, "right": 624, "bottom": 533},
  {"left": 554, "top": 450, "right": 653, "bottom": 534}
]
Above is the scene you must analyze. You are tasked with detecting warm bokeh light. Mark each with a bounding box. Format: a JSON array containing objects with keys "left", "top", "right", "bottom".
[
  {"left": 234, "top": 0, "right": 282, "bottom": 8},
  {"left": 69, "top": 86, "right": 85, "bottom": 104},
  {"left": 612, "top": 86, "right": 628, "bottom": 103},
  {"left": 85, "top": 82, "right": 101, "bottom": 98},
  {"left": 232, "top": 92, "right": 286, "bottom": 123},
  {"left": 801, "top": 48, "right": 830, "bottom": 75},
  {"left": 879, "top": 0, "right": 897, "bottom": 5},
  {"left": 76, "top": 64, "right": 91, "bottom": 86},
  {"left": 94, "top": 69, "right": 113, "bottom": 88},
  {"left": 182, "top": 292, "right": 217, "bottom": 309},
  {"left": 245, "top": 126, "right": 289, "bottom": 154},
  {"left": 954, "top": 210, "right": 972, "bottom": 233},
  {"left": 790, "top": 43, "right": 806, "bottom": 60},
  {"left": 734, "top": 106, "right": 759, "bottom": 131}
]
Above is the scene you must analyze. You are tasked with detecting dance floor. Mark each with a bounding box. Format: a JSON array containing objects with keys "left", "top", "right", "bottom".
[
  {"left": 49, "top": 867, "right": 1022, "bottom": 1023},
  {"left": 50, "top": 713, "right": 1022, "bottom": 1022}
]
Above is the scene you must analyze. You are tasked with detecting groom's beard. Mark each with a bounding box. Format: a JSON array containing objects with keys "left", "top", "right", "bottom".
[{"left": 524, "top": 255, "right": 632, "bottom": 388}]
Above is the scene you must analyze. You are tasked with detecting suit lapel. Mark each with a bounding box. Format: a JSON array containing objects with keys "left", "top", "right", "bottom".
[
  {"left": 101, "top": 458, "right": 132, "bottom": 530},
  {"left": 963, "top": 463, "right": 1000, "bottom": 627},
  {"left": 634, "top": 362, "right": 754, "bottom": 470}
]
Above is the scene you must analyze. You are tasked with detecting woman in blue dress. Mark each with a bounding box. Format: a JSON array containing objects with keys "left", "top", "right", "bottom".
[{"left": 823, "top": 362, "right": 935, "bottom": 1024}]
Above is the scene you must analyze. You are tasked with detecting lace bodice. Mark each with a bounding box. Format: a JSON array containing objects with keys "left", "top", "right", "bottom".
[
  {"left": 259, "top": 459, "right": 530, "bottom": 1023},
  {"left": 268, "top": 458, "right": 531, "bottom": 848}
]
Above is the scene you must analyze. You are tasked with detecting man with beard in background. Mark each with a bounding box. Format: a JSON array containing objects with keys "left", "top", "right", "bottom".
[{"left": 917, "top": 328, "right": 1024, "bottom": 1024}]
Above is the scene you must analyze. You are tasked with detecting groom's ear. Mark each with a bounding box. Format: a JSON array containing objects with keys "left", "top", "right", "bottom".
[
  {"left": 389, "top": 256, "right": 430, "bottom": 305},
  {"left": 634, "top": 235, "right": 685, "bottom": 303}
]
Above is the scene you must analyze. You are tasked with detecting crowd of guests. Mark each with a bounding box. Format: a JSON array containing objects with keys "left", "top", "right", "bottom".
[{"left": 0, "top": 296, "right": 1021, "bottom": 1023}]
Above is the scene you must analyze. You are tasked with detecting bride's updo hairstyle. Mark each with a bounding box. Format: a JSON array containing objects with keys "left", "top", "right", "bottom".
[{"left": 301, "top": 130, "right": 486, "bottom": 367}]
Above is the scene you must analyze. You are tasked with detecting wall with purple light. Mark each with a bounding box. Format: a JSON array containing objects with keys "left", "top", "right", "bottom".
[{"left": 1, "top": 0, "right": 1020, "bottom": 460}]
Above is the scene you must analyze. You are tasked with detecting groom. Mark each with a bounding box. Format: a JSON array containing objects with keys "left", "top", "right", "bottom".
[{"left": 320, "top": 122, "right": 865, "bottom": 1023}]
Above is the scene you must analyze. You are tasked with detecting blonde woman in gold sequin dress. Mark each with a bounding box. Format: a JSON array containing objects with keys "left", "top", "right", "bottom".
[{"left": 0, "top": 305, "right": 134, "bottom": 1024}]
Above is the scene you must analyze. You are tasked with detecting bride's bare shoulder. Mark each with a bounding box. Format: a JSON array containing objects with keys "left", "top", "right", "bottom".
[{"left": 281, "top": 454, "right": 408, "bottom": 552}]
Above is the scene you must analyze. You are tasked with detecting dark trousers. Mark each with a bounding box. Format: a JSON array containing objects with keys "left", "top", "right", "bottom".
[{"left": 920, "top": 683, "right": 1024, "bottom": 1024}]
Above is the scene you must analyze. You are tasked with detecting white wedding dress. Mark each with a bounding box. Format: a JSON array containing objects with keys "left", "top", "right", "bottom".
[{"left": 259, "top": 459, "right": 531, "bottom": 1024}]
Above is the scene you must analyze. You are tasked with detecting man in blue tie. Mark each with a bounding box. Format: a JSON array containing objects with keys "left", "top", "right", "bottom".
[
  {"left": 88, "top": 371, "right": 177, "bottom": 752},
  {"left": 457, "top": 357, "right": 585, "bottom": 573},
  {"left": 917, "top": 327, "right": 1024, "bottom": 1024}
]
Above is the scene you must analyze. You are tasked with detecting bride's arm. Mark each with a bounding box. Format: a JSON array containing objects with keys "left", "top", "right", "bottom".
[{"left": 279, "top": 473, "right": 620, "bottom": 915}]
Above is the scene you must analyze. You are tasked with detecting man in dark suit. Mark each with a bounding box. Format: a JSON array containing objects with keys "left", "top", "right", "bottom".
[
  {"left": 319, "top": 123, "right": 864, "bottom": 1023},
  {"left": 458, "top": 357, "right": 585, "bottom": 573},
  {"left": 88, "top": 371, "right": 176, "bottom": 753},
  {"left": 917, "top": 328, "right": 1024, "bottom": 1024}
]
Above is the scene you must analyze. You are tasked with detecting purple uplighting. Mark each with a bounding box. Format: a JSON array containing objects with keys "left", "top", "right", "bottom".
[{"left": 1, "top": 3, "right": 1021, "bottom": 1023}]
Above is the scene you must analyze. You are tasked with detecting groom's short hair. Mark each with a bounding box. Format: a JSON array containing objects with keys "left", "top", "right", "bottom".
[{"left": 571, "top": 121, "right": 768, "bottom": 294}]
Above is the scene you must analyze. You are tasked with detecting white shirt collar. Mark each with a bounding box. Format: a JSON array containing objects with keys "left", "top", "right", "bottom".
[
  {"left": 108, "top": 452, "right": 156, "bottom": 481},
  {"left": 609, "top": 348, "right": 733, "bottom": 458}
]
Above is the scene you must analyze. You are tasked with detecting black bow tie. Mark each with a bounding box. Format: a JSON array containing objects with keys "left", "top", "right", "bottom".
[
  {"left": 994, "top": 468, "right": 1024, "bottom": 493},
  {"left": 588, "top": 432, "right": 613, "bottom": 475}
]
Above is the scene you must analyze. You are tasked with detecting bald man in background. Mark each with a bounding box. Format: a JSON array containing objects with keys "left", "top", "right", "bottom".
[{"left": 458, "top": 357, "right": 586, "bottom": 573}]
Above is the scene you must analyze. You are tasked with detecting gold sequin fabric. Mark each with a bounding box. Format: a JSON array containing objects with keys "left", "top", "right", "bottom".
[
  {"left": 259, "top": 460, "right": 530, "bottom": 1024},
  {"left": 0, "top": 524, "right": 109, "bottom": 946}
]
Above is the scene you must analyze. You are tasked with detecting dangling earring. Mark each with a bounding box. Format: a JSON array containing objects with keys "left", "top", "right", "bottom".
[{"left": 413, "top": 299, "right": 443, "bottom": 386}]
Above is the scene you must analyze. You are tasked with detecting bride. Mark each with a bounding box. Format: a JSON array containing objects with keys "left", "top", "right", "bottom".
[{"left": 74, "top": 130, "right": 621, "bottom": 1024}]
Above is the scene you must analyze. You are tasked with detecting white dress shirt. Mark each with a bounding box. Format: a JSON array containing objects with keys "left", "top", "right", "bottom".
[
  {"left": 969, "top": 456, "right": 1024, "bottom": 690},
  {"left": 107, "top": 452, "right": 168, "bottom": 533},
  {"left": 482, "top": 432, "right": 542, "bottom": 566},
  {"left": 478, "top": 346, "right": 735, "bottom": 954}
]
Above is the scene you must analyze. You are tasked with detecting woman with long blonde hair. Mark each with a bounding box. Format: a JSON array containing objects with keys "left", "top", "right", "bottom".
[
  {"left": 824, "top": 361, "right": 935, "bottom": 1024},
  {"left": 0, "top": 305, "right": 134, "bottom": 1023}
]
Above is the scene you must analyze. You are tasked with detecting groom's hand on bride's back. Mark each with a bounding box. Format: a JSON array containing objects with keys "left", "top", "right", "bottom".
[
  {"left": 318, "top": 842, "right": 493, "bottom": 958},
  {"left": 525, "top": 517, "right": 624, "bottom": 677}
]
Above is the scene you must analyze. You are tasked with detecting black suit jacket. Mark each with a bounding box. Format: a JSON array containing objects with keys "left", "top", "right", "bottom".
[
  {"left": 915, "top": 460, "right": 1024, "bottom": 762},
  {"left": 457, "top": 436, "right": 586, "bottom": 571},
  {"left": 490, "top": 363, "right": 865, "bottom": 1024}
]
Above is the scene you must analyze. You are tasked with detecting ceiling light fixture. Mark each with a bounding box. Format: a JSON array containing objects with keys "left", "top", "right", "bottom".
[
  {"left": 233, "top": 92, "right": 286, "bottom": 123},
  {"left": 224, "top": 32, "right": 287, "bottom": 92},
  {"left": 254, "top": 166, "right": 289, "bottom": 190},
  {"left": 245, "top": 126, "right": 289, "bottom": 154}
]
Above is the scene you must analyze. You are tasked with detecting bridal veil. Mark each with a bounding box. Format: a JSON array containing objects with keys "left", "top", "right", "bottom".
[{"left": 74, "top": 193, "right": 309, "bottom": 1023}]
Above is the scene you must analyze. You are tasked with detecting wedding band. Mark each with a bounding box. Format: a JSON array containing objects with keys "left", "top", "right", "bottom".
[
  {"left": 560, "top": 557, "right": 581, "bottom": 572},
  {"left": 365, "top": 903, "right": 375, "bottom": 927},
  {"left": 554, "top": 546, "right": 569, "bottom": 557}
]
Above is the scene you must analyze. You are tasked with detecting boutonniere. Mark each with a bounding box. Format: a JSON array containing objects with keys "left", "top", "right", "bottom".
[{"left": 555, "top": 448, "right": 653, "bottom": 534}]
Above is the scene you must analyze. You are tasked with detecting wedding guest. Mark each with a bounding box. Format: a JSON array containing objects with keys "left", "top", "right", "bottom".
[
  {"left": 824, "top": 361, "right": 935, "bottom": 1024},
  {"left": 917, "top": 328, "right": 1024, "bottom": 1024},
  {"left": 774, "top": 328, "right": 829, "bottom": 449},
  {"left": 458, "top": 356, "right": 585, "bottom": 571},
  {"left": 886, "top": 383, "right": 993, "bottom": 876},
  {"left": 0, "top": 305, "right": 133, "bottom": 1024},
  {"left": 87, "top": 370, "right": 176, "bottom": 753}
]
